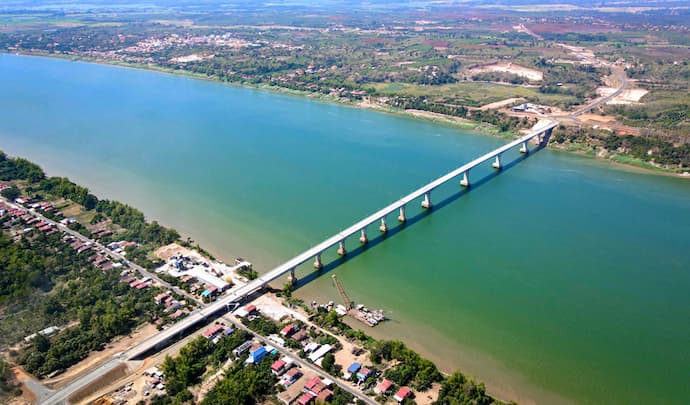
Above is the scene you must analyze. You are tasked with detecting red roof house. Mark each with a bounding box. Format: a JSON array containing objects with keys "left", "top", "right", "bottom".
[
  {"left": 317, "top": 389, "right": 333, "bottom": 402},
  {"left": 394, "top": 387, "right": 412, "bottom": 402},
  {"left": 280, "top": 324, "right": 296, "bottom": 337},
  {"left": 296, "top": 392, "right": 315, "bottom": 405},
  {"left": 271, "top": 359, "right": 286, "bottom": 374},
  {"left": 203, "top": 324, "right": 224, "bottom": 339},
  {"left": 310, "top": 382, "right": 326, "bottom": 395},
  {"left": 304, "top": 376, "right": 321, "bottom": 393},
  {"left": 375, "top": 379, "right": 394, "bottom": 394}
]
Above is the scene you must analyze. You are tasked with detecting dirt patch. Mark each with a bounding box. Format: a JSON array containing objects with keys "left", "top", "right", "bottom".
[
  {"left": 277, "top": 368, "right": 315, "bottom": 404},
  {"left": 578, "top": 113, "right": 616, "bottom": 123},
  {"left": 333, "top": 339, "right": 369, "bottom": 375},
  {"left": 43, "top": 323, "right": 157, "bottom": 389},
  {"left": 468, "top": 62, "right": 543, "bottom": 82},
  {"left": 7, "top": 368, "right": 36, "bottom": 405},
  {"left": 68, "top": 363, "right": 129, "bottom": 404},
  {"left": 415, "top": 382, "right": 441, "bottom": 405},
  {"left": 154, "top": 243, "right": 206, "bottom": 262},
  {"left": 59, "top": 202, "right": 83, "bottom": 218},
  {"left": 404, "top": 109, "right": 474, "bottom": 125},
  {"left": 597, "top": 88, "right": 648, "bottom": 105},
  {"left": 480, "top": 97, "right": 525, "bottom": 111},
  {"left": 79, "top": 325, "right": 211, "bottom": 404},
  {"left": 252, "top": 293, "right": 309, "bottom": 323}
]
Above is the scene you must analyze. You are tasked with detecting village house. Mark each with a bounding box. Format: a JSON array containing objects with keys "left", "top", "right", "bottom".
[
  {"left": 235, "top": 304, "right": 257, "bottom": 318},
  {"left": 280, "top": 324, "right": 296, "bottom": 337},
  {"left": 375, "top": 378, "right": 394, "bottom": 395},
  {"left": 394, "top": 387, "right": 412, "bottom": 402},
  {"left": 280, "top": 367, "right": 302, "bottom": 386},
  {"left": 246, "top": 344, "right": 267, "bottom": 364}
]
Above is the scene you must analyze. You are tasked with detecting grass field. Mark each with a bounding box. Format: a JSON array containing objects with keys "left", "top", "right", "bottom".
[{"left": 372, "top": 81, "right": 577, "bottom": 106}]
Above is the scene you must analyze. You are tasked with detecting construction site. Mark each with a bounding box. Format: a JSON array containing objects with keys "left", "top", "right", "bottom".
[{"left": 332, "top": 275, "right": 386, "bottom": 327}]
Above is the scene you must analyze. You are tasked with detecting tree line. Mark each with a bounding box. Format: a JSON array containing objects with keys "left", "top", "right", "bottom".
[{"left": 0, "top": 150, "right": 180, "bottom": 246}]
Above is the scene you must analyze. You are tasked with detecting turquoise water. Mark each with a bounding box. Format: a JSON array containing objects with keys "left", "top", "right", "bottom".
[{"left": 1, "top": 54, "right": 689, "bottom": 404}]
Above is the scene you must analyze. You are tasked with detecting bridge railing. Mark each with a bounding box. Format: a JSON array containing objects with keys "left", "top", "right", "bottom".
[{"left": 125, "top": 120, "right": 558, "bottom": 360}]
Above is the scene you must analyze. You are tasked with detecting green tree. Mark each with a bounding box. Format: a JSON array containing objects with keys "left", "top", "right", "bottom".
[
  {"left": 321, "top": 352, "right": 335, "bottom": 373},
  {"left": 0, "top": 185, "right": 20, "bottom": 201}
]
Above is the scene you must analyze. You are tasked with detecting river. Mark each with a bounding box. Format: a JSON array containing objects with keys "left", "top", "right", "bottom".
[{"left": 1, "top": 54, "right": 689, "bottom": 404}]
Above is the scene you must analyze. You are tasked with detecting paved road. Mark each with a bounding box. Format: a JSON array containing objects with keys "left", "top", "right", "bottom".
[
  {"left": 77, "top": 321, "right": 221, "bottom": 404},
  {"left": 570, "top": 65, "right": 629, "bottom": 117},
  {"left": 42, "top": 359, "right": 123, "bottom": 405},
  {"left": 222, "top": 314, "right": 378, "bottom": 405},
  {"left": 21, "top": 375, "right": 54, "bottom": 404},
  {"left": 38, "top": 121, "right": 559, "bottom": 403}
]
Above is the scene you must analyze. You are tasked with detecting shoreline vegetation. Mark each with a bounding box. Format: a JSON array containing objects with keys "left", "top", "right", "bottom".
[
  {"left": 0, "top": 150, "right": 511, "bottom": 404},
  {"left": 5, "top": 50, "right": 688, "bottom": 179}
]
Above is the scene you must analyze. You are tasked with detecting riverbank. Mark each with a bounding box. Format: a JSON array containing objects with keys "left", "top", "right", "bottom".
[
  {"left": 0, "top": 149, "right": 509, "bottom": 405},
  {"left": 2, "top": 53, "right": 689, "bottom": 405},
  {"left": 5, "top": 50, "right": 686, "bottom": 178}
]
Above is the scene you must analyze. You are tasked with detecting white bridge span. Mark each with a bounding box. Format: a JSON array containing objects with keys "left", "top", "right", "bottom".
[
  {"left": 43, "top": 120, "right": 557, "bottom": 405},
  {"left": 130, "top": 120, "right": 557, "bottom": 358}
]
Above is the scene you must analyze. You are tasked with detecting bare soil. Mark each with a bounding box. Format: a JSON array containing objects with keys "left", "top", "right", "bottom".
[
  {"left": 43, "top": 323, "right": 157, "bottom": 389},
  {"left": 467, "top": 62, "right": 543, "bottom": 81},
  {"left": 8, "top": 368, "right": 36, "bottom": 405},
  {"left": 154, "top": 243, "right": 206, "bottom": 262},
  {"left": 597, "top": 87, "right": 648, "bottom": 104},
  {"left": 480, "top": 97, "right": 525, "bottom": 111},
  {"left": 415, "top": 382, "right": 441, "bottom": 405},
  {"left": 68, "top": 363, "right": 129, "bottom": 404}
]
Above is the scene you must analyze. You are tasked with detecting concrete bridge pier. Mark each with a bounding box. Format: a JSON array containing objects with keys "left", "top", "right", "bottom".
[
  {"left": 520, "top": 141, "right": 529, "bottom": 154},
  {"left": 379, "top": 217, "right": 388, "bottom": 233},
  {"left": 460, "top": 171, "right": 470, "bottom": 187},
  {"left": 313, "top": 254, "right": 323, "bottom": 270},
  {"left": 492, "top": 155, "right": 502, "bottom": 170},
  {"left": 359, "top": 228, "right": 368, "bottom": 244},
  {"left": 337, "top": 240, "right": 347, "bottom": 256},
  {"left": 540, "top": 128, "right": 554, "bottom": 146},
  {"left": 421, "top": 192, "right": 432, "bottom": 209},
  {"left": 288, "top": 268, "right": 298, "bottom": 285},
  {"left": 398, "top": 206, "right": 406, "bottom": 223}
]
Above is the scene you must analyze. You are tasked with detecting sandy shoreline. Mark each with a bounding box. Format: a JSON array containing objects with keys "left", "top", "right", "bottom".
[{"left": 3, "top": 51, "right": 686, "bottom": 179}]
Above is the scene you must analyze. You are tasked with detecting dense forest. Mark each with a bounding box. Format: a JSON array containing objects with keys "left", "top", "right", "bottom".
[
  {"left": 17, "top": 267, "right": 164, "bottom": 377},
  {"left": 539, "top": 63, "right": 606, "bottom": 101},
  {"left": 200, "top": 358, "right": 277, "bottom": 405},
  {"left": 551, "top": 126, "right": 690, "bottom": 168},
  {"left": 0, "top": 228, "right": 168, "bottom": 377}
]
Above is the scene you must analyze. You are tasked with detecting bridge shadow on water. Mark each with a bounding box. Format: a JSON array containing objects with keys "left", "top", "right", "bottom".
[{"left": 293, "top": 144, "right": 543, "bottom": 289}]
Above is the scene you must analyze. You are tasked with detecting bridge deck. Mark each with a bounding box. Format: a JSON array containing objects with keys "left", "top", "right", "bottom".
[
  {"left": 253, "top": 120, "right": 557, "bottom": 284},
  {"left": 127, "top": 120, "right": 556, "bottom": 360},
  {"left": 48, "top": 121, "right": 557, "bottom": 402}
]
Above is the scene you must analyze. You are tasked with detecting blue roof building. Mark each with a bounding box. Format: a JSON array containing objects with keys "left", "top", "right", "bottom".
[
  {"left": 347, "top": 362, "right": 361, "bottom": 374},
  {"left": 247, "top": 345, "right": 267, "bottom": 363}
]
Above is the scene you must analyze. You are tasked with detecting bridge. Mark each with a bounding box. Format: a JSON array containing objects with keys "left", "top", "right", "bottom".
[{"left": 42, "top": 120, "right": 557, "bottom": 405}]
